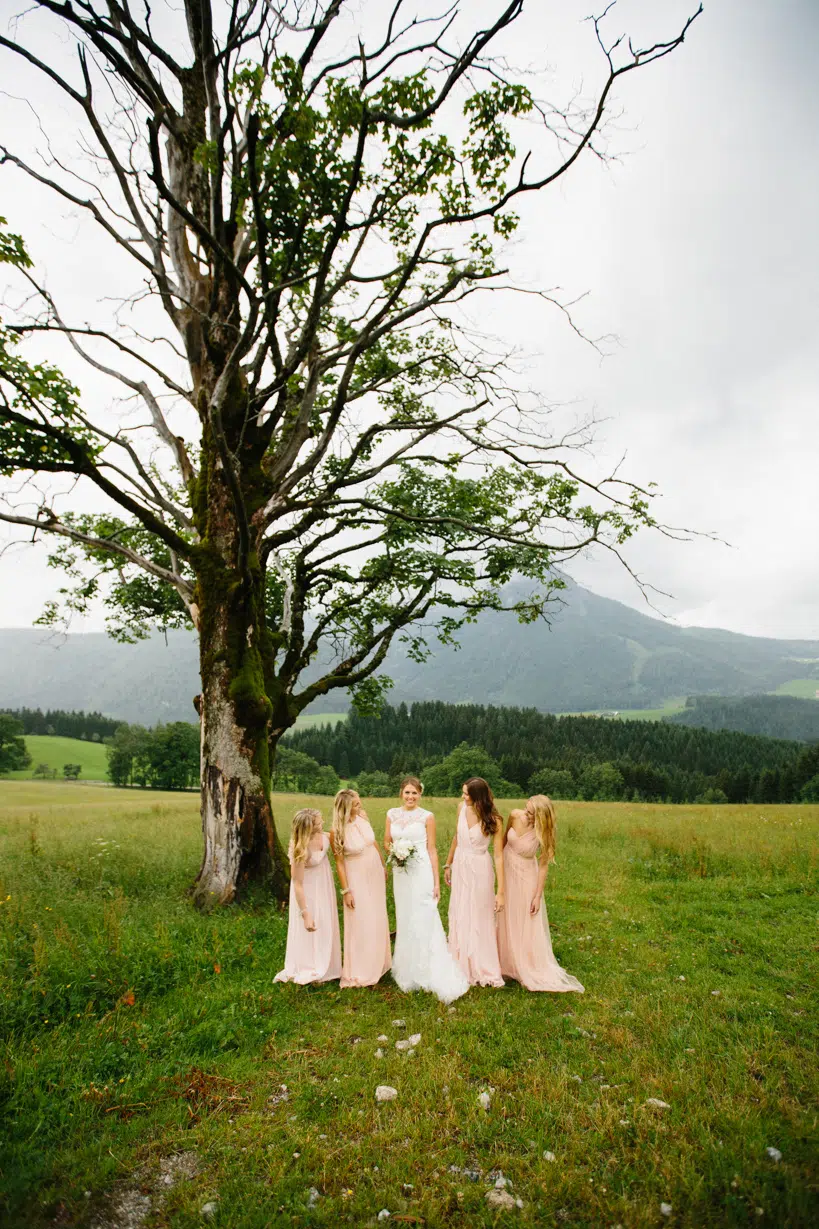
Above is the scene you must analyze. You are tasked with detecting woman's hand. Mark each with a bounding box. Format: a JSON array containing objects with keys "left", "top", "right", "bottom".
[
  {"left": 444, "top": 865, "right": 452, "bottom": 887},
  {"left": 302, "top": 910, "right": 317, "bottom": 931},
  {"left": 494, "top": 892, "right": 505, "bottom": 914},
  {"left": 343, "top": 890, "right": 356, "bottom": 910},
  {"left": 529, "top": 894, "right": 541, "bottom": 916},
  {"left": 433, "top": 880, "right": 441, "bottom": 901}
]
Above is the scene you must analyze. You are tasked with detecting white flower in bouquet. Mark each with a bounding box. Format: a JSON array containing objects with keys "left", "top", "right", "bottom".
[{"left": 388, "top": 836, "right": 418, "bottom": 870}]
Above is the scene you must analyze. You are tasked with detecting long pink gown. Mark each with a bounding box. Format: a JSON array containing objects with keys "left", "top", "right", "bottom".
[
  {"left": 498, "top": 825, "right": 584, "bottom": 993},
  {"left": 447, "top": 805, "right": 504, "bottom": 987},
  {"left": 275, "top": 834, "right": 341, "bottom": 984},
  {"left": 340, "top": 816, "right": 391, "bottom": 988}
]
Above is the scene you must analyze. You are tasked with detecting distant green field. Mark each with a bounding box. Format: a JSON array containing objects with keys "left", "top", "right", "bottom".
[
  {"left": 774, "top": 678, "right": 819, "bottom": 699},
  {"left": 293, "top": 710, "right": 347, "bottom": 729},
  {"left": 6, "top": 735, "right": 109, "bottom": 782},
  {"left": 562, "top": 697, "right": 687, "bottom": 722}
]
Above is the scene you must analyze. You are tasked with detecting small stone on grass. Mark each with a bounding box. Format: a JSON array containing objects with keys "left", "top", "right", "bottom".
[
  {"left": 765, "top": 1147, "right": 782, "bottom": 1163},
  {"left": 543, "top": 1151, "right": 556, "bottom": 1162},
  {"left": 660, "top": 1202, "right": 672, "bottom": 1217},
  {"left": 485, "top": 1189, "right": 517, "bottom": 1211},
  {"left": 375, "top": 1085, "right": 398, "bottom": 1103},
  {"left": 201, "top": 1202, "right": 219, "bottom": 1220}
]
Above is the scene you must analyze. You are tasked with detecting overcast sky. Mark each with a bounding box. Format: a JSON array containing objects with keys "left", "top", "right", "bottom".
[{"left": 1, "top": 0, "right": 817, "bottom": 640}]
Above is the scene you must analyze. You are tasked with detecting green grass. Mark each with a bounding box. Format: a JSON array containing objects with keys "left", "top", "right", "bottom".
[
  {"left": 6, "top": 735, "right": 110, "bottom": 781},
  {"left": 773, "top": 679, "right": 819, "bottom": 700},
  {"left": 562, "top": 698, "right": 687, "bottom": 722},
  {"left": 293, "top": 712, "right": 347, "bottom": 730},
  {"left": 0, "top": 783, "right": 816, "bottom": 1227}
]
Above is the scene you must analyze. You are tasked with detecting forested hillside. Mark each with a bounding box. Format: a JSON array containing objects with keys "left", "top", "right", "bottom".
[
  {"left": 667, "top": 694, "right": 819, "bottom": 742},
  {"left": 286, "top": 701, "right": 819, "bottom": 804},
  {"left": 2, "top": 579, "right": 818, "bottom": 721},
  {"left": 1, "top": 708, "right": 121, "bottom": 741}
]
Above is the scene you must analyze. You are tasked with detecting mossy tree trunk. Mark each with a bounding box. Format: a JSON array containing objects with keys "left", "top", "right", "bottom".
[{"left": 190, "top": 404, "right": 291, "bottom": 908}]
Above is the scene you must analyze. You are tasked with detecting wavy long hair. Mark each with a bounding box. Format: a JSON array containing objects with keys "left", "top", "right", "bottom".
[
  {"left": 332, "top": 788, "right": 358, "bottom": 851},
  {"left": 291, "top": 807, "right": 322, "bottom": 863},
  {"left": 464, "top": 777, "right": 501, "bottom": 838},
  {"left": 528, "top": 794, "right": 556, "bottom": 864}
]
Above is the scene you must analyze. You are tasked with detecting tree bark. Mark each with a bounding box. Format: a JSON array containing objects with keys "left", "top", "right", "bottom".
[{"left": 191, "top": 445, "right": 290, "bottom": 907}]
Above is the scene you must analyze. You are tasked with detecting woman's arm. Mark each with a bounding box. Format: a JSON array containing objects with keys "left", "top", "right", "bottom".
[
  {"left": 492, "top": 825, "right": 506, "bottom": 912},
  {"left": 443, "top": 829, "right": 458, "bottom": 887},
  {"left": 426, "top": 812, "right": 441, "bottom": 901},
  {"left": 291, "top": 859, "right": 316, "bottom": 930},
  {"left": 384, "top": 814, "right": 393, "bottom": 855},
  {"left": 530, "top": 851, "right": 550, "bottom": 916},
  {"left": 329, "top": 832, "right": 355, "bottom": 910}
]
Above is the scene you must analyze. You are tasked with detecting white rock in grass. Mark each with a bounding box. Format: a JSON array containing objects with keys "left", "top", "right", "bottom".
[
  {"left": 478, "top": 1091, "right": 492, "bottom": 1111},
  {"left": 377, "top": 1211, "right": 391, "bottom": 1222},
  {"left": 643, "top": 1098, "right": 671, "bottom": 1110},
  {"left": 392, "top": 1019, "right": 406, "bottom": 1028},
  {"left": 201, "top": 1202, "right": 219, "bottom": 1220},
  {"left": 448, "top": 1006, "right": 456, "bottom": 1014},
  {"left": 307, "top": 1188, "right": 321, "bottom": 1208},
  {"left": 407, "top": 1048, "right": 416, "bottom": 1057},
  {"left": 660, "top": 1203, "right": 672, "bottom": 1218},
  {"left": 485, "top": 1189, "right": 517, "bottom": 1211},
  {"left": 765, "top": 1147, "right": 782, "bottom": 1163},
  {"left": 515, "top": 1199, "right": 524, "bottom": 1209},
  {"left": 543, "top": 1151, "right": 556, "bottom": 1163},
  {"left": 375, "top": 1048, "right": 385, "bottom": 1059},
  {"left": 711, "top": 990, "right": 721, "bottom": 997},
  {"left": 375, "top": 1085, "right": 398, "bottom": 1103},
  {"left": 377, "top": 1035, "right": 389, "bottom": 1043},
  {"left": 494, "top": 1175, "right": 509, "bottom": 1189},
  {"left": 395, "top": 1039, "right": 412, "bottom": 1051},
  {"left": 408, "top": 1033, "right": 422, "bottom": 1047}
]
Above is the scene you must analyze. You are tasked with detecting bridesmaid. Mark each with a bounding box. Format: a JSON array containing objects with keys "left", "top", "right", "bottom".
[
  {"left": 275, "top": 807, "right": 341, "bottom": 985},
  {"left": 330, "top": 788, "right": 391, "bottom": 988},
  {"left": 498, "top": 795, "right": 584, "bottom": 993},
  {"left": 443, "top": 777, "right": 505, "bottom": 987}
]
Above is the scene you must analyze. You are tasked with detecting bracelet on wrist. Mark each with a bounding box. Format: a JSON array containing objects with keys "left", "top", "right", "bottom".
[{"left": 341, "top": 887, "right": 351, "bottom": 895}]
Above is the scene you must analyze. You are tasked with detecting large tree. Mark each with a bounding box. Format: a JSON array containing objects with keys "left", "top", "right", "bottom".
[{"left": 0, "top": 1, "right": 699, "bottom": 905}]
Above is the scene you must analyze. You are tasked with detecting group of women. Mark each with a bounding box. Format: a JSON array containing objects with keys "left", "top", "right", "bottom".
[{"left": 274, "top": 775, "right": 583, "bottom": 1002}]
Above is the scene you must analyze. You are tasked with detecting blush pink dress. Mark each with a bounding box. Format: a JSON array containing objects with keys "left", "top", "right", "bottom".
[
  {"left": 498, "top": 825, "right": 584, "bottom": 993},
  {"left": 275, "top": 834, "right": 341, "bottom": 984},
  {"left": 340, "top": 816, "right": 391, "bottom": 988},
  {"left": 447, "top": 805, "right": 504, "bottom": 987}
]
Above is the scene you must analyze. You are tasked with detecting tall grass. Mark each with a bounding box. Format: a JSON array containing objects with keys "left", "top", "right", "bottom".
[{"left": 0, "top": 782, "right": 816, "bottom": 1227}]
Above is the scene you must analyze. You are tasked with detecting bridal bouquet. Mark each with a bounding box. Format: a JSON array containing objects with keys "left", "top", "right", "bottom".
[{"left": 387, "top": 837, "right": 418, "bottom": 871}]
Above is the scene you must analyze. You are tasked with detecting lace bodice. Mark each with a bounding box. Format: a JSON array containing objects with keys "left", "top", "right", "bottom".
[{"left": 387, "top": 806, "right": 430, "bottom": 837}]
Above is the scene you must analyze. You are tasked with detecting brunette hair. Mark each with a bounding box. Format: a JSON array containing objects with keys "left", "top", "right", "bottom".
[
  {"left": 400, "top": 776, "right": 424, "bottom": 796},
  {"left": 290, "top": 807, "right": 322, "bottom": 863},
  {"left": 528, "top": 794, "right": 556, "bottom": 864},
  {"left": 332, "top": 788, "right": 358, "bottom": 851},
  {"left": 464, "top": 777, "right": 501, "bottom": 838}
]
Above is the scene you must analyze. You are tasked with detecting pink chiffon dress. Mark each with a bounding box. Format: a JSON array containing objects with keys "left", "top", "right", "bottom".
[
  {"left": 340, "top": 816, "right": 391, "bottom": 988},
  {"left": 498, "top": 825, "right": 584, "bottom": 993},
  {"left": 447, "top": 805, "right": 504, "bottom": 987},
  {"left": 275, "top": 834, "right": 342, "bottom": 984}
]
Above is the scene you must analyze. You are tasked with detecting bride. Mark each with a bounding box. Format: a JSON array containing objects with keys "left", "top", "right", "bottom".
[{"left": 385, "top": 776, "right": 469, "bottom": 1004}]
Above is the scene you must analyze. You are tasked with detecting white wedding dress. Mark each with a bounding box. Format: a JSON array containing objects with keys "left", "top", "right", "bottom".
[{"left": 388, "top": 806, "right": 469, "bottom": 1004}]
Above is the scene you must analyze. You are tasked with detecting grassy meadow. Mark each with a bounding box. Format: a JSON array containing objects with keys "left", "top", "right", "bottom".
[
  {"left": 0, "top": 782, "right": 816, "bottom": 1228},
  {"left": 7, "top": 735, "right": 110, "bottom": 781}
]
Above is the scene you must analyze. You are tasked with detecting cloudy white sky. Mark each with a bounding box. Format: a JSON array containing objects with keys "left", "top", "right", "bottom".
[{"left": 1, "top": 0, "right": 817, "bottom": 640}]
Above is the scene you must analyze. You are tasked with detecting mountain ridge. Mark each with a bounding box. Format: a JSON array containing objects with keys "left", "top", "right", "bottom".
[{"left": 0, "top": 579, "right": 817, "bottom": 724}]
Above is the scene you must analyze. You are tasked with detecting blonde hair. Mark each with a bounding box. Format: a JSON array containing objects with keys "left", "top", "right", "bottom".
[
  {"left": 332, "top": 788, "right": 358, "bottom": 852},
  {"left": 528, "top": 794, "right": 556, "bottom": 864},
  {"left": 291, "top": 807, "right": 322, "bottom": 863}
]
